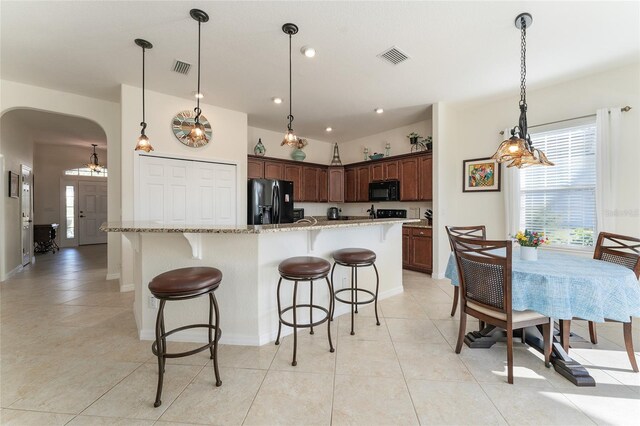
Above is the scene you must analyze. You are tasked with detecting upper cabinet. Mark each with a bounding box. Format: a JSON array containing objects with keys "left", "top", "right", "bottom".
[{"left": 247, "top": 151, "right": 432, "bottom": 203}]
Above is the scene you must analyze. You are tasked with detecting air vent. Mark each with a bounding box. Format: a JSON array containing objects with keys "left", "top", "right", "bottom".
[
  {"left": 377, "top": 46, "right": 410, "bottom": 65},
  {"left": 172, "top": 60, "right": 191, "bottom": 75}
]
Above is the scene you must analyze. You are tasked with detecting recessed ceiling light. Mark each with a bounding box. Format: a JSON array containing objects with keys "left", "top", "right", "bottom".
[
  {"left": 325, "top": 127, "right": 332, "bottom": 132},
  {"left": 375, "top": 108, "right": 384, "bottom": 114},
  {"left": 272, "top": 97, "right": 283, "bottom": 104},
  {"left": 300, "top": 46, "right": 316, "bottom": 58},
  {"left": 192, "top": 91, "right": 204, "bottom": 99}
]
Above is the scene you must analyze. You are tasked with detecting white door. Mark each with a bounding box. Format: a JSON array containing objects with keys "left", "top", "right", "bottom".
[
  {"left": 138, "top": 155, "right": 236, "bottom": 225},
  {"left": 21, "top": 165, "right": 33, "bottom": 266},
  {"left": 78, "top": 181, "right": 108, "bottom": 245}
]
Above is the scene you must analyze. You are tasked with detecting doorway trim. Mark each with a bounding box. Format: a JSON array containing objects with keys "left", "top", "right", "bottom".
[{"left": 20, "top": 164, "right": 33, "bottom": 266}]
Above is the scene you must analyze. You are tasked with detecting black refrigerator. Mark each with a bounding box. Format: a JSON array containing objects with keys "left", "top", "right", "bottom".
[{"left": 247, "top": 179, "right": 295, "bottom": 224}]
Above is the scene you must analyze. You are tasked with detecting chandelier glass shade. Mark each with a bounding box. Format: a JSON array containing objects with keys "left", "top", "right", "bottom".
[
  {"left": 281, "top": 23, "right": 299, "bottom": 147},
  {"left": 186, "top": 9, "right": 210, "bottom": 146},
  {"left": 86, "top": 144, "right": 104, "bottom": 172},
  {"left": 134, "top": 38, "right": 153, "bottom": 152},
  {"left": 491, "top": 13, "right": 553, "bottom": 168}
]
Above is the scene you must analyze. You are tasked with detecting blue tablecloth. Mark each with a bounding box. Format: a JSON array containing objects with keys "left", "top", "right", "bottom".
[{"left": 445, "top": 249, "right": 640, "bottom": 323}]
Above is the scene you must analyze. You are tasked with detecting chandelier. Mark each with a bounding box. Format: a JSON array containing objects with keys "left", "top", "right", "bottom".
[
  {"left": 134, "top": 38, "right": 153, "bottom": 152},
  {"left": 281, "top": 23, "right": 299, "bottom": 147},
  {"left": 187, "top": 9, "right": 210, "bottom": 145},
  {"left": 86, "top": 144, "right": 104, "bottom": 173}
]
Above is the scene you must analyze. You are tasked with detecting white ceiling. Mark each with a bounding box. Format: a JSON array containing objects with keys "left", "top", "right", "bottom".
[{"left": 2, "top": 1, "right": 638, "bottom": 142}]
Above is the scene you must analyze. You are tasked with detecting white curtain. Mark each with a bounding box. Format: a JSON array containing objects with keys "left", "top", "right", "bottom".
[
  {"left": 595, "top": 108, "right": 620, "bottom": 233},
  {"left": 502, "top": 128, "right": 521, "bottom": 238}
]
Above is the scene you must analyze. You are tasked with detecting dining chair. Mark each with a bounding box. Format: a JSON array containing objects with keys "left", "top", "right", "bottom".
[
  {"left": 585, "top": 232, "right": 639, "bottom": 372},
  {"left": 445, "top": 226, "right": 487, "bottom": 317},
  {"left": 451, "top": 235, "right": 552, "bottom": 384}
]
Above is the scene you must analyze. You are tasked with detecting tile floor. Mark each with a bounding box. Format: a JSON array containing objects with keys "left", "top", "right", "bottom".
[{"left": 1, "top": 245, "right": 638, "bottom": 425}]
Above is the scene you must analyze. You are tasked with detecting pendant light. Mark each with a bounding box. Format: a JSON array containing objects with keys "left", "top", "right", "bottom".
[
  {"left": 187, "top": 9, "right": 210, "bottom": 145},
  {"left": 86, "top": 144, "right": 104, "bottom": 172},
  {"left": 281, "top": 23, "right": 299, "bottom": 147},
  {"left": 491, "top": 13, "right": 554, "bottom": 168},
  {"left": 134, "top": 38, "right": 153, "bottom": 152}
]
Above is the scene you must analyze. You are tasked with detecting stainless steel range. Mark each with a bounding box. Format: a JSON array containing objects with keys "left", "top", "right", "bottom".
[{"left": 376, "top": 209, "right": 407, "bottom": 219}]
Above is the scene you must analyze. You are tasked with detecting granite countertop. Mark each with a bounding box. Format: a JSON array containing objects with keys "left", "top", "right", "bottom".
[
  {"left": 100, "top": 217, "right": 419, "bottom": 234},
  {"left": 402, "top": 219, "right": 432, "bottom": 229}
]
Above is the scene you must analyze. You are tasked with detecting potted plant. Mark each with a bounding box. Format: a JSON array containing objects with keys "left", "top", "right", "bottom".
[
  {"left": 291, "top": 138, "right": 308, "bottom": 161},
  {"left": 513, "top": 229, "right": 549, "bottom": 260},
  {"left": 407, "top": 132, "right": 421, "bottom": 145},
  {"left": 422, "top": 136, "right": 433, "bottom": 151}
]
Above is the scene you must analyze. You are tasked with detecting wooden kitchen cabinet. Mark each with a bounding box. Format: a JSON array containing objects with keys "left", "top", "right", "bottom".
[
  {"left": 371, "top": 160, "right": 399, "bottom": 182},
  {"left": 328, "top": 167, "right": 344, "bottom": 202},
  {"left": 248, "top": 158, "right": 264, "bottom": 179},
  {"left": 318, "top": 168, "right": 328, "bottom": 202},
  {"left": 284, "top": 164, "right": 303, "bottom": 202},
  {"left": 386, "top": 161, "right": 399, "bottom": 180},
  {"left": 356, "top": 166, "right": 370, "bottom": 202},
  {"left": 344, "top": 167, "right": 357, "bottom": 202},
  {"left": 302, "top": 166, "right": 319, "bottom": 202},
  {"left": 403, "top": 226, "right": 432, "bottom": 273},
  {"left": 399, "top": 158, "right": 419, "bottom": 200},
  {"left": 264, "top": 160, "right": 284, "bottom": 180},
  {"left": 418, "top": 155, "right": 432, "bottom": 201}
]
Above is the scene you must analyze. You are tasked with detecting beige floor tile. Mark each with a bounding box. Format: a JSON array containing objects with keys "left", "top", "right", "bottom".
[
  {"left": 67, "top": 415, "right": 155, "bottom": 425},
  {"left": 243, "top": 370, "right": 333, "bottom": 426},
  {"left": 386, "top": 317, "right": 448, "bottom": 344},
  {"left": 332, "top": 375, "right": 418, "bottom": 425},
  {"left": 394, "top": 341, "right": 475, "bottom": 382},
  {"left": 271, "top": 329, "right": 337, "bottom": 373},
  {"left": 0, "top": 408, "right": 74, "bottom": 425},
  {"left": 560, "top": 385, "right": 640, "bottom": 425},
  {"left": 63, "top": 291, "right": 133, "bottom": 307},
  {"left": 336, "top": 315, "right": 389, "bottom": 342},
  {"left": 407, "top": 380, "right": 506, "bottom": 425},
  {"left": 53, "top": 306, "right": 130, "bottom": 328},
  {"left": 160, "top": 366, "right": 265, "bottom": 425},
  {"left": 217, "top": 342, "right": 278, "bottom": 370},
  {"left": 82, "top": 363, "right": 202, "bottom": 420},
  {"left": 336, "top": 339, "right": 403, "bottom": 378},
  {"left": 480, "top": 383, "right": 595, "bottom": 425},
  {"left": 423, "top": 302, "right": 461, "bottom": 320},
  {"left": 379, "top": 294, "right": 427, "bottom": 319}
]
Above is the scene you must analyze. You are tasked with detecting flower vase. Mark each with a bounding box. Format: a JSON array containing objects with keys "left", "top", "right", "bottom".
[
  {"left": 291, "top": 148, "right": 306, "bottom": 162},
  {"left": 520, "top": 246, "right": 538, "bottom": 261}
]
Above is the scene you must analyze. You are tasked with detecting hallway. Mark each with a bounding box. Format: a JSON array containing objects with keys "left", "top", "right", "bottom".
[{"left": 1, "top": 246, "right": 638, "bottom": 425}]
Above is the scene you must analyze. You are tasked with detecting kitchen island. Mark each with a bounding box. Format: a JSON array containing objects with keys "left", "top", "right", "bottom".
[{"left": 102, "top": 217, "right": 417, "bottom": 345}]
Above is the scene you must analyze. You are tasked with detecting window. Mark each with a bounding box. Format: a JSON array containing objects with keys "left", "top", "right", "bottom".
[
  {"left": 64, "top": 167, "right": 108, "bottom": 177},
  {"left": 519, "top": 121, "right": 597, "bottom": 248},
  {"left": 65, "top": 185, "right": 75, "bottom": 239}
]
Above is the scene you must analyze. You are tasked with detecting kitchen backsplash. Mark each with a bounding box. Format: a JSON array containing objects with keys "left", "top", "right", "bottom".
[{"left": 295, "top": 201, "right": 433, "bottom": 219}]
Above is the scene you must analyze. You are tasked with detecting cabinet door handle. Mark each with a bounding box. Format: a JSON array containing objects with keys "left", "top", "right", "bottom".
[{"left": 419, "top": 231, "right": 424, "bottom": 235}]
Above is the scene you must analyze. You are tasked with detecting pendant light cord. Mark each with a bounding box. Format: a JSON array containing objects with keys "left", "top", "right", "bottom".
[
  {"left": 195, "top": 19, "right": 202, "bottom": 122},
  {"left": 287, "top": 32, "right": 294, "bottom": 131},
  {"left": 140, "top": 46, "right": 147, "bottom": 134},
  {"left": 520, "top": 17, "right": 527, "bottom": 108}
]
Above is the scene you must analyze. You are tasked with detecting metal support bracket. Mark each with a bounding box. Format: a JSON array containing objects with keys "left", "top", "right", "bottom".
[
  {"left": 307, "top": 229, "right": 321, "bottom": 252},
  {"left": 182, "top": 233, "right": 203, "bottom": 259},
  {"left": 380, "top": 224, "right": 394, "bottom": 242}
]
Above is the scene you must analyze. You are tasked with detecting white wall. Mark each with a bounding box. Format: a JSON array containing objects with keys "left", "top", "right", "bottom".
[
  {"left": 120, "top": 84, "right": 248, "bottom": 290},
  {"left": 433, "top": 63, "right": 640, "bottom": 277},
  {"left": 248, "top": 125, "right": 334, "bottom": 164},
  {"left": 0, "top": 79, "right": 121, "bottom": 281},
  {"left": 0, "top": 114, "right": 34, "bottom": 278},
  {"left": 33, "top": 143, "right": 108, "bottom": 244},
  {"left": 337, "top": 119, "right": 432, "bottom": 165}
]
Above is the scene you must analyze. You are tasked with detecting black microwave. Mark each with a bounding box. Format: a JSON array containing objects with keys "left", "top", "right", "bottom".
[{"left": 369, "top": 181, "right": 400, "bottom": 201}]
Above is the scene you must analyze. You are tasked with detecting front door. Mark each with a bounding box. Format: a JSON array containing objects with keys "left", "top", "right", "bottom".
[
  {"left": 21, "top": 165, "right": 33, "bottom": 266},
  {"left": 78, "top": 181, "right": 107, "bottom": 245}
]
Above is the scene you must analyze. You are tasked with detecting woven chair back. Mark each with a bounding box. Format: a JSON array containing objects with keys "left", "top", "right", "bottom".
[
  {"left": 594, "top": 232, "right": 640, "bottom": 279},
  {"left": 445, "top": 225, "right": 487, "bottom": 251}
]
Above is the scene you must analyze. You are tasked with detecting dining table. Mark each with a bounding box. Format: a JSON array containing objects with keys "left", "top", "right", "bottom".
[{"left": 445, "top": 247, "right": 640, "bottom": 386}]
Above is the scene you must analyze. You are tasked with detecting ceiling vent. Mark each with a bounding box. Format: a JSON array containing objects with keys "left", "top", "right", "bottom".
[
  {"left": 172, "top": 60, "right": 191, "bottom": 75},
  {"left": 377, "top": 46, "right": 410, "bottom": 65}
]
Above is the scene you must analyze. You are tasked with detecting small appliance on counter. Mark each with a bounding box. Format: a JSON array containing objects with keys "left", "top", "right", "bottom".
[
  {"left": 327, "top": 207, "right": 341, "bottom": 220},
  {"left": 376, "top": 209, "right": 407, "bottom": 219},
  {"left": 248, "top": 179, "right": 295, "bottom": 224},
  {"left": 292, "top": 208, "right": 305, "bottom": 221},
  {"left": 369, "top": 180, "right": 400, "bottom": 201},
  {"left": 424, "top": 209, "right": 433, "bottom": 226}
]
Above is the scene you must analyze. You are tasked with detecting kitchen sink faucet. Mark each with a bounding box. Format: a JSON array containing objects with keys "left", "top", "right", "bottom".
[{"left": 367, "top": 204, "right": 376, "bottom": 219}]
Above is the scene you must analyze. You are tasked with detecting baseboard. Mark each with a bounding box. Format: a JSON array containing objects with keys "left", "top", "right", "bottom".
[
  {"left": 1, "top": 264, "right": 23, "bottom": 282},
  {"left": 431, "top": 272, "right": 445, "bottom": 279},
  {"left": 120, "top": 283, "right": 134, "bottom": 292},
  {"left": 106, "top": 272, "right": 120, "bottom": 281}
]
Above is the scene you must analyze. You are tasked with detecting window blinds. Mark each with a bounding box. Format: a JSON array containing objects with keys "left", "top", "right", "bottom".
[{"left": 519, "top": 122, "right": 597, "bottom": 247}]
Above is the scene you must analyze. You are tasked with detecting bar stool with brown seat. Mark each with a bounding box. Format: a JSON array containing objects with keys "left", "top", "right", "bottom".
[
  {"left": 148, "top": 267, "right": 223, "bottom": 407},
  {"left": 330, "top": 248, "right": 380, "bottom": 336},
  {"left": 275, "top": 256, "right": 335, "bottom": 366}
]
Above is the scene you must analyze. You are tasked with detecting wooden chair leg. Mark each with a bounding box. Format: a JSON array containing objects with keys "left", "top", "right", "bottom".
[
  {"left": 623, "top": 321, "right": 639, "bottom": 372},
  {"left": 588, "top": 321, "right": 598, "bottom": 344},
  {"left": 450, "top": 286, "right": 459, "bottom": 317},
  {"left": 542, "top": 320, "right": 551, "bottom": 368},
  {"left": 506, "top": 327, "right": 514, "bottom": 384},
  {"left": 455, "top": 312, "right": 467, "bottom": 354},
  {"left": 560, "top": 319, "right": 571, "bottom": 354}
]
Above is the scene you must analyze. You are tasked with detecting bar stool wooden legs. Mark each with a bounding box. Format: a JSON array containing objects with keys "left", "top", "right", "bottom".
[
  {"left": 331, "top": 248, "right": 380, "bottom": 335},
  {"left": 275, "top": 256, "right": 335, "bottom": 366},
  {"left": 148, "top": 267, "right": 223, "bottom": 407}
]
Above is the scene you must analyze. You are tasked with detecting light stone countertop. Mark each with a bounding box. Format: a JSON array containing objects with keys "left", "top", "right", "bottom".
[
  {"left": 402, "top": 220, "right": 432, "bottom": 229},
  {"left": 100, "top": 217, "right": 419, "bottom": 234}
]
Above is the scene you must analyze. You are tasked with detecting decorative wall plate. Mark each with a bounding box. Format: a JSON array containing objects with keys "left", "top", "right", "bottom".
[{"left": 171, "top": 110, "right": 213, "bottom": 147}]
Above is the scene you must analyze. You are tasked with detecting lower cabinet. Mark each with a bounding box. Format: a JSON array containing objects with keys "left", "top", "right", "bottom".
[{"left": 402, "top": 226, "right": 432, "bottom": 273}]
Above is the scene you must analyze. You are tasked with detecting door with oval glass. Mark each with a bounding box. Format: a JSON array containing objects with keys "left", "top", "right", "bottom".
[{"left": 78, "top": 181, "right": 107, "bottom": 245}]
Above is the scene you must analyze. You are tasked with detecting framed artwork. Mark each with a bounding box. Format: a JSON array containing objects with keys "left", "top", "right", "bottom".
[
  {"left": 463, "top": 157, "right": 501, "bottom": 192},
  {"left": 8, "top": 171, "right": 19, "bottom": 198}
]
